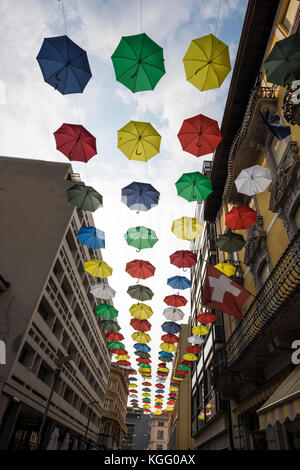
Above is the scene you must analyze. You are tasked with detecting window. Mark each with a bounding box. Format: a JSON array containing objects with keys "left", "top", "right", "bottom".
[
  {"left": 157, "top": 430, "right": 164, "bottom": 440},
  {"left": 108, "top": 380, "right": 116, "bottom": 390},
  {"left": 158, "top": 422, "right": 164, "bottom": 427},
  {"left": 156, "top": 445, "right": 163, "bottom": 450},
  {"left": 271, "top": 136, "right": 289, "bottom": 168},
  {"left": 104, "top": 399, "right": 113, "bottom": 410}
]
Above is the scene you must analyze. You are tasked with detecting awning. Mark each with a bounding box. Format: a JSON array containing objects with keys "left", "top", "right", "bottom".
[{"left": 257, "top": 365, "right": 300, "bottom": 429}]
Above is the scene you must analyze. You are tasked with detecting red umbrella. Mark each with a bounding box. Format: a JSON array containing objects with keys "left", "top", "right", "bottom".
[
  {"left": 156, "top": 384, "right": 165, "bottom": 389},
  {"left": 136, "top": 358, "right": 151, "bottom": 364},
  {"left": 142, "top": 381, "right": 152, "bottom": 386},
  {"left": 164, "top": 294, "right": 187, "bottom": 307},
  {"left": 129, "top": 389, "right": 138, "bottom": 393},
  {"left": 197, "top": 312, "right": 216, "bottom": 324},
  {"left": 176, "top": 369, "right": 188, "bottom": 375},
  {"left": 225, "top": 206, "right": 257, "bottom": 230},
  {"left": 170, "top": 250, "right": 197, "bottom": 269},
  {"left": 181, "top": 360, "right": 193, "bottom": 366},
  {"left": 177, "top": 113, "right": 222, "bottom": 158},
  {"left": 130, "top": 318, "right": 152, "bottom": 332},
  {"left": 186, "top": 345, "right": 202, "bottom": 354},
  {"left": 155, "top": 405, "right": 162, "bottom": 409},
  {"left": 167, "top": 401, "right": 176, "bottom": 405},
  {"left": 155, "top": 394, "right": 164, "bottom": 398},
  {"left": 110, "top": 348, "right": 127, "bottom": 354},
  {"left": 144, "top": 409, "right": 151, "bottom": 413},
  {"left": 124, "top": 369, "right": 137, "bottom": 375},
  {"left": 126, "top": 259, "right": 156, "bottom": 280},
  {"left": 169, "top": 393, "right": 177, "bottom": 398},
  {"left": 104, "top": 332, "right": 124, "bottom": 342},
  {"left": 158, "top": 363, "right": 166, "bottom": 368},
  {"left": 161, "top": 334, "right": 179, "bottom": 344},
  {"left": 54, "top": 123, "right": 97, "bottom": 162},
  {"left": 157, "top": 372, "right": 168, "bottom": 376},
  {"left": 116, "top": 360, "right": 131, "bottom": 366}
]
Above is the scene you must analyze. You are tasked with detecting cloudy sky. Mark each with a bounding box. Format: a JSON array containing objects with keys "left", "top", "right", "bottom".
[{"left": 0, "top": 0, "right": 248, "bottom": 411}]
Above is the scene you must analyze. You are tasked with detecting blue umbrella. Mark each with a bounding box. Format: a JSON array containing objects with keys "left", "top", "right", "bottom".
[
  {"left": 133, "top": 343, "right": 151, "bottom": 352},
  {"left": 167, "top": 275, "right": 192, "bottom": 290},
  {"left": 129, "top": 377, "right": 138, "bottom": 381},
  {"left": 77, "top": 226, "right": 105, "bottom": 249},
  {"left": 161, "top": 321, "right": 181, "bottom": 335},
  {"left": 37, "top": 35, "right": 92, "bottom": 95},
  {"left": 155, "top": 389, "right": 165, "bottom": 394},
  {"left": 159, "top": 351, "right": 174, "bottom": 358},
  {"left": 259, "top": 110, "right": 291, "bottom": 140},
  {"left": 121, "top": 182, "right": 160, "bottom": 212}
]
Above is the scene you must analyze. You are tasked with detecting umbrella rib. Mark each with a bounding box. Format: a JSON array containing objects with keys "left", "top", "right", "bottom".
[{"left": 121, "top": 37, "right": 139, "bottom": 60}]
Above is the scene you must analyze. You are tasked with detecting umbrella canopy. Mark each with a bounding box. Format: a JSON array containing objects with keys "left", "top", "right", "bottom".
[
  {"left": 155, "top": 394, "right": 164, "bottom": 398},
  {"left": 100, "top": 320, "right": 120, "bottom": 333},
  {"left": 160, "top": 342, "right": 177, "bottom": 353},
  {"left": 225, "top": 206, "right": 257, "bottom": 230},
  {"left": 118, "top": 121, "right": 161, "bottom": 162},
  {"left": 234, "top": 165, "right": 272, "bottom": 196},
  {"left": 138, "top": 358, "right": 151, "bottom": 364},
  {"left": 171, "top": 217, "right": 203, "bottom": 241},
  {"left": 161, "top": 321, "right": 181, "bottom": 335},
  {"left": 161, "top": 334, "right": 179, "bottom": 344},
  {"left": 164, "top": 294, "right": 187, "bottom": 307},
  {"left": 67, "top": 184, "right": 102, "bottom": 212},
  {"left": 77, "top": 226, "right": 105, "bottom": 250},
  {"left": 125, "top": 226, "right": 158, "bottom": 251},
  {"left": 214, "top": 263, "right": 237, "bottom": 277},
  {"left": 116, "top": 354, "right": 130, "bottom": 360},
  {"left": 192, "top": 325, "right": 210, "bottom": 336},
  {"left": 113, "top": 349, "right": 128, "bottom": 355},
  {"left": 142, "top": 381, "right": 152, "bottom": 386},
  {"left": 175, "top": 171, "right": 213, "bottom": 202},
  {"left": 188, "top": 335, "right": 205, "bottom": 345},
  {"left": 122, "top": 181, "right": 160, "bottom": 212},
  {"left": 162, "top": 307, "right": 185, "bottom": 322},
  {"left": 128, "top": 383, "right": 137, "bottom": 388},
  {"left": 182, "top": 353, "right": 197, "bottom": 361},
  {"left": 126, "top": 259, "right": 156, "bottom": 280},
  {"left": 131, "top": 332, "right": 151, "bottom": 344},
  {"left": 37, "top": 35, "right": 92, "bottom": 94},
  {"left": 167, "top": 276, "right": 191, "bottom": 290},
  {"left": 264, "top": 33, "right": 300, "bottom": 87},
  {"left": 159, "top": 351, "right": 174, "bottom": 358},
  {"left": 130, "top": 318, "right": 152, "bottom": 332},
  {"left": 90, "top": 282, "right": 116, "bottom": 301},
  {"left": 170, "top": 250, "right": 197, "bottom": 269},
  {"left": 143, "top": 388, "right": 152, "bottom": 392},
  {"left": 111, "top": 33, "right": 165, "bottom": 92},
  {"left": 159, "top": 355, "right": 172, "bottom": 362},
  {"left": 134, "top": 343, "right": 151, "bottom": 352},
  {"left": 130, "top": 303, "right": 153, "bottom": 320},
  {"left": 127, "top": 284, "right": 154, "bottom": 301},
  {"left": 107, "top": 341, "right": 125, "bottom": 350},
  {"left": 186, "top": 345, "right": 202, "bottom": 354},
  {"left": 104, "top": 332, "right": 124, "bottom": 342},
  {"left": 135, "top": 351, "right": 151, "bottom": 358},
  {"left": 177, "top": 114, "right": 222, "bottom": 158},
  {"left": 196, "top": 312, "right": 217, "bottom": 324},
  {"left": 117, "top": 360, "right": 131, "bottom": 366},
  {"left": 183, "top": 33, "right": 231, "bottom": 91},
  {"left": 95, "top": 303, "right": 118, "bottom": 319},
  {"left": 54, "top": 124, "right": 97, "bottom": 163},
  {"left": 84, "top": 260, "right": 112, "bottom": 278},
  {"left": 142, "top": 398, "right": 151, "bottom": 402},
  {"left": 216, "top": 230, "right": 246, "bottom": 252}
]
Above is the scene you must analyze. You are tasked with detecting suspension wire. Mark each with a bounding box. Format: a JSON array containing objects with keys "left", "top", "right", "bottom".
[
  {"left": 141, "top": 0, "right": 143, "bottom": 33},
  {"left": 59, "top": 0, "right": 68, "bottom": 36}
]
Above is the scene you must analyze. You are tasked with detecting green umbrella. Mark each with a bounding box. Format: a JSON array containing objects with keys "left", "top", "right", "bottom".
[
  {"left": 100, "top": 320, "right": 121, "bottom": 332},
  {"left": 95, "top": 303, "right": 118, "bottom": 319},
  {"left": 159, "top": 356, "right": 172, "bottom": 362},
  {"left": 111, "top": 33, "right": 166, "bottom": 93},
  {"left": 107, "top": 341, "right": 125, "bottom": 349},
  {"left": 216, "top": 229, "right": 245, "bottom": 252},
  {"left": 135, "top": 351, "right": 151, "bottom": 358},
  {"left": 175, "top": 172, "right": 213, "bottom": 202},
  {"left": 178, "top": 365, "right": 191, "bottom": 371},
  {"left": 67, "top": 184, "right": 103, "bottom": 212},
  {"left": 127, "top": 284, "right": 154, "bottom": 301},
  {"left": 125, "top": 226, "right": 158, "bottom": 251},
  {"left": 142, "top": 398, "right": 151, "bottom": 402},
  {"left": 264, "top": 33, "right": 300, "bottom": 87},
  {"left": 139, "top": 363, "right": 152, "bottom": 369}
]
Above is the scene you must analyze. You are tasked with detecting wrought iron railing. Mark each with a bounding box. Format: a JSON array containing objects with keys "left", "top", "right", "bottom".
[{"left": 222, "top": 230, "right": 300, "bottom": 368}]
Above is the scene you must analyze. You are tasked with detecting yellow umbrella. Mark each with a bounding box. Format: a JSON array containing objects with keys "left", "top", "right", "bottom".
[
  {"left": 192, "top": 325, "right": 210, "bottom": 336},
  {"left": 139, "top": 367, "right": 151, "bottom": 373},
  {"left": 155, "top": 410, "right": 162, "bottom": 415},
  {"left": 214, "top": 262, "right": 237, "bottom": 277},
  {"left": 158, "top": 367, "right": 170, "bottom": 373},
  {"left": 84, "top": 260, "right": 112, "bottom": 278},
  {"left": 160, "top": 342, "right": 177, "bottom": 353},
  {"left": 142, "top": 393, "right": 151, "bottom": 397},
  {"left": 183, "top": 33, "right": 231, "bottom": 91},
  {"left": 131, "top": 332, "right": 151, "bottom": 343},
  {"left": 172, "top": 377, "right": 183, "bottom": 381},
  {"left": 130, "top": 303, "right": 153, "bottom": 320},
  {"left": 183, "top": 353, "right": 197, "bottom": 361},
  {"left": 155, "top": 399, "right": 163, "bottom": 403},
  {"left": 116, "top": 354, "right": 130, "bottom": 360},
  {"left": 169, "top": 386, "right": 179, "bottom": 391},
  {"left": 166, "top": 406, "right": 174, "bottom": 411},
  {"left": 118, "top": 120, "right": 161, "bottom": 162},
  {"left": 143, "top": 404, "right": 151, "bottom": 409},
  {"left": 129, "top": 383, "right": 138, "bottom": 388},
  {"left": 171, "top": 216, "right": 203, "bottom": 241}
]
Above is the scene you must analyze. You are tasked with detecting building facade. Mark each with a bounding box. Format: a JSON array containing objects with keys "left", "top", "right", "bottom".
[
  {"left": 148, "top": 414, "right": 169, "bottom": 450},
  {"left": 0, "top": 157, "right": 111, "bottom": 450},
  {"left": 122, "top": 408, "right": 151, "bottom": 450}
]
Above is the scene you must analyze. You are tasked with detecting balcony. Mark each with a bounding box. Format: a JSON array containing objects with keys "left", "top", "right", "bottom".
[{"left": 212, "top": 230, "right": 300, "bottom": 399}]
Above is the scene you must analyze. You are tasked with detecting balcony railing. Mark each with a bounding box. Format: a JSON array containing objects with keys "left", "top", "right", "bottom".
[{"left": 223, "top": 230, "right": 300, "bottom": 368}]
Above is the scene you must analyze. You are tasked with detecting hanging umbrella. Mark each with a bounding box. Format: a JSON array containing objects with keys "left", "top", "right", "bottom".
[
  {"left": 127, "top": 284, "right": 154, "bottom": 301},
  {"left": 155, "top": 394, "right": 164, "bottom": 398},
  {"left": 130, "top": 303, "right": 153, "bottom": 320},
  {"left": 167, "top": 401, "right": 176, "bottom": 405},
  {"left": 116, "top": 354, "right": 130, "bottom": 360},
  {"left": 84, "top": 260, "right": 112, "bottom": 278},
  {"left": 118, "top": 121, "right": 161, "bottom": 162},
  {"left": 187, "top": 335, "right": 205, "bottom": 345},
  {"left": 184, "top": 345, "right": 201, "bottom": 354},
  {"left": 171, "top": 217, "right": 203, "bottom": 240},
  {"left": 142, "top": 388, "right": 152, "bottom": 392},
  {"left": 142, "top": 398, "right": 151, "bottom": 403},
  {"left": 142, "top": 392, "right": 151, "bottom": 397},
  {"left": 125, "top": 226, "right": 158, "bottom": 251},
  {"left": 159, "top": 351, "right": 174, "bottom": 358},
  {"left": 162, "top": 307, "right": 185, "bottom": 322},
  {"left": 128, "top": 383, "right": 137, "bottom": 388},
  {"left": 155, "top": 410, "right": 162, "bottom": 415},
  {"left": 158, "top": 362, "right": 166, "bottom": 368},
  {"left": 167, "top": 276, "right": 191, "bottom": 290},
  {"left": 182, "top": 353, "right": 197, "bottom": 361},
  {"left": 264, "top": 33, "right": 300, "bottom": 87},
  {"left": 95, "top": 303, "right": 118, "bottom": 319},
  {"left": 37, "top": 35, "right": 92, "bottom": 95},
  {"left": 161, "top": 321, "right": 181, "bottom": 335},
  {"left": 129, "top": 377, "right": 138, "bottom": 381},
  {"left": 133, "top": 343, "right": 151, "bottom": 352},
  {"left": 113, "top": 348, "right": 127, "bottom": 355},
  {"left": 181, "top": 360, "right": 193, "bottom": 367},
  {"left": 192, "top": 325, "right": 210, "bottom": 336},
  {"left": 178, "top": 365, "right": 191, "bottom": 371},
  {"left": 178, "top": 114, "right": 222, "bottom": 158},
  {"left": 111, "top": 32, "right": 165, "bottom": 92},
  {"left": 155, "top": 399, "right": 164, "bottom": 403},
  {"left": 176, "top": 172, "right": 213, "bottom": 203},
  {"left": 158, "top": 367, "right": 170, "bottom": 373},
  {"left": 142, "top": 381, "right": 152, "bottom": 386},
  {"left": 260, "top": 110, "right": 291, "bottom": 141},
  {"left": 214, "top": 263, "right": 237, "bottom": 277},
  {"left": 156, "top": 384, "right": 165, "bottom": 389},
  {"left": 90, "top": 283, "right": 115, "bottom": 300},
  {"left": 54, "top": 124, "right": 97, "bottom": 163},
  {"left": 135, "top": 351, "right": 151, "bottom": 358},
  {"left": 160, "top": 342, "right": 177, "bottom": 353},
  {"left": 130, "top": 318, "right": 152, "bottom": 332},
  {"left": 131, "top": 332, "right": 151, "bottom": 343},
  {"left": 225, "top": 206, "right": 257, "bottom": 230},
  {"left": 122, "top": 181, "right": 160, "bottom": 212},
  {"left": 117, "top": 360, "right": 131, "bottom": 367},
  {"left": 161, "top": 334, "right": 179, "bottom": 344},
  {"left": 183, "top": 33, "right": 231, "bottom": 91},
  {"left": 67, "top": 184, "right": 102, "bottom": 212},
  {"left": 107, "top": 341, "right": 125, "bottom": 350},
  {"left": 104, "top": 332, "right": 124, "bottom": 342},
  {"left": 164, "top": 294, "right": 187, "bottom": 307},
  {"left": 155, "top": 389, "right": 165, "bottom": 394},
  {"left": 170, "top": 250, "right": 197, "bottom": 269},
  {"left": 159, "top": 356, "right": 172, "bottom": 362},
  {"left": 234, "top": 165, "right": 272, "bottom": 196},
  {"left": 216, "top": 230, "right": 246, "bottom": 252},
  {"left": 197, "top": 312, "right": 217, "bottom": 324},
  {"left": 126, "top": 259, "right": 156, "bottom": 280},
  {"left": 100, "top": 320, "right": 120, "bottom": 332},
  {"left": 77, "top": 226, "right": 105, "bottom": 250},
  {"left": 176, "top": 369, "right": 188, "bottom": 375},
  {"left": 129, "top": 390, "right": 138, "bottom": 394}
]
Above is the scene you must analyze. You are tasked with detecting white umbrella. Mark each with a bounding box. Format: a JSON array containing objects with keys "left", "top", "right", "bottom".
[
  {"left": 162, "top": 307, "right": 184, "bottom": 322},
  {"left": 60, "top": 432, "right": 70, "bottom": 450},
  {"left": 90, "top": 283, "right": 116, "bottom": 299},
  {"left": 188, "top": 335, "right": 205, "bottom": 345},
  {"left": 234, "top": 165, "right": 272, "bottom": 196},
  {"left": 46, "top": 427, "right": 60, "bottom": 450}
]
